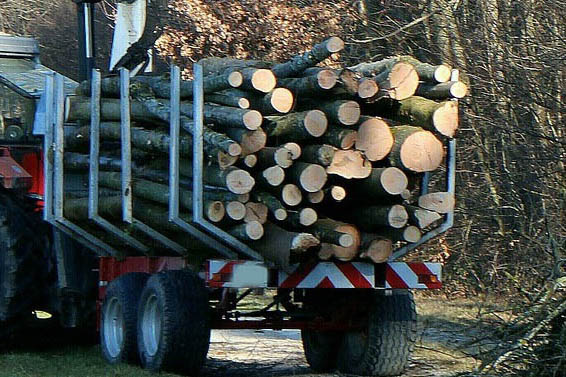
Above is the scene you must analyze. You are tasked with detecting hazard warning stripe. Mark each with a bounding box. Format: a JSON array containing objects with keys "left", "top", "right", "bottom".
[{"left": 385, "top": 262, "right": 442, "bottom": 289}]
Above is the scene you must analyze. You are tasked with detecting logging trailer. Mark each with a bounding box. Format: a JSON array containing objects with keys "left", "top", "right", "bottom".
[{"left": 0, "top": 1, "right": 456, "bottom": 376}]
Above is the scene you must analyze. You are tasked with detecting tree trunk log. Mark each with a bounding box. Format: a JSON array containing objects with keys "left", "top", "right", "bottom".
[
  {"left": 416, "top": 81, "right": 468, "bottom": 100},
  {"left": 222, "top": 128, "right": 267, "bottom": 155},
  {"left": 244, "top": 202, "right": 269, "bottom": 224},
  {"left": 225, "top": 201, "right": 247, "bottom": 221},
  {"left": 418, "top": 192, "right": 455, "bottom": 214},
  {"left": 355, "top": 116, "right": 394, "bottom": 161},
  {"left": 325, "top": 185, "right": 347, "bottom": 202},
  {"left": 319, "top": 126, "right": 357, "bottom": 149},
  {"left": 352, "top": 204, "right": 409, "bottom": 230},
  {"left": 307, "top": 190, "right": 325, "bottom": 204},
  {"left": 270, "top": 183, "right": 302, "bottom": 207},
  {"left": 300, "top": 144, "right": 337, "bottom": 167},
  {"left": 255, "top": 146, "right": 293, "bottom": 169},
  {"left": 298, "top": 99, "right": 360, "bottom": 126},
  {"left": 373, "top": 62, "right": 419, "bottom": 101},
  {"left": 387, "top": 97, "right": 459, "bottom": 137},
  {"left": 252, "top": 191, "right": 288, "bottom": 221},
  {"left": 278, "top": 70, "right": 337, "bottom": 96},
  {"left": 359, "top": 234, "right": 393, "bottom": 263},
  {"left": 264, "top": 110, "right": 327, "bottom": 141},
  {"left": 205, "top": 93, "right": 250, "bottom": 109},
  {"left": 226, "top": 221, "right": 264, "bottom": 241},
  {"left": 389, "top": 126, "right": 444, "bottom": 172},
  {"left": 256, "top": 166, "right": 286, "bottom": 187},
  {"left": 327, "top": 150, "right": 372, "bottom": 179},
  {"left": 282, "top": 142, "right": 302, "bottom": 160},
  {"left": 406, "top": 205, "right": 442, "bottom": 228},
  {"left": 286, "top": 162, "right": 328, "bottom": 193},
  {"left": 311, "top": 218, "right": 360, "bottom": 261},
  {"left": 285, "top": 207, "right": 318, "bottom": 228}
]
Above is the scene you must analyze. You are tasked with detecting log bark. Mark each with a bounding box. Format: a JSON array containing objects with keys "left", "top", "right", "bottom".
[
  {"left": 251, "top": 191, "right": 288, "bottom": 221},
  {"left": 98, "top": 171, "right": 225, "bottom": 223},
  {"left": 389, "top": 126, "right": 444, "bottom": 172},
  {"left": 387, "top": 96, "right": 459, "bottom": 137},
  {"left": 219, "top": 88, "right": 295, "bottom": 115},
  {"left": 352, "top": 204, "right": 409, "bottom": 230},
  {"left": 416, "top": 81, "right": 468, "bottom": 99},
  {"left": 198, "top": 57, "right": 271, "bottom": 74},
  {"left": 350, "top": 56, "right": 450, "bottom": 84},
  {"left": 418, "top": 192, "right": 455, "bottom": 214},
  {"left": 270, "top": 36, "right": 344, "bottom": 78},
  {"left": 327, "top": 150, "right": 372, "bottom": 179},
  {"left": 300, "top": 144, "right": 337, "bottom": 167},
  {"left": 264, "top": 110, "right": 327, "bottom": 141},
  {"left": 255, "top": 146, "right": 293, "bottom": 169},
  {"left": 277, "top": 70, "right": 337, "bottom": 96},
  {"left": 286, "top": 162, "right": 328, "bottom": 193},
  {"left": 311, "top": 219, "right": 360, "bottom": 261},
  {"left": 406, "top": 205, "right": 442, "bottom": 228},
  {"left": 252, "top": 222, "right": 320, "bottom": 269},
  {"left": 298, "top": 99, "right": 360, "bottom": 126},
  {"left": 350, "top": 167, "right": 411, "bottom": 199},
  {"left": 244, "top": 202, "right": 269, "bottom": 224},
  {"left": 319, "top": 127, "right": 357, "bottom": 149},
  {"left": 205, "top": 92, "right": 250, "bottom": 109},
  {"left": 226, "top": 221, "right": 264, "bottom": 241},
  {"left": 359, "top": 234, "right": 393, "bottom": 263},
  {"left": 355, "top": 116, "right": 394, "bottom": 162},
  {"left": 204, "top": 191, "right": 249, "bottom": 203}
]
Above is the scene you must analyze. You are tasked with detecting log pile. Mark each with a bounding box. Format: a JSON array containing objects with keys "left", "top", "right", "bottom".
[{"left": 65, "top": 36, "right": 463, "bottom": 267}]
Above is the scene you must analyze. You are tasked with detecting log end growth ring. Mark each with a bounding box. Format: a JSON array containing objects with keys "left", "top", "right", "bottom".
[
  {"left": 399, "top": 130, "right": 444, "bottom": 172},
  {"left": 389, "top": 62, "right": 419, "bottom": 100},
  {"left": 226, "top": 170, "right": 255, "bottom": 194}
]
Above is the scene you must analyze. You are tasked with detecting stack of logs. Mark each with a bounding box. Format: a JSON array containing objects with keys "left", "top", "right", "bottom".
[{"left": 63, "top": 36, "right": 462, "bottom": 268}]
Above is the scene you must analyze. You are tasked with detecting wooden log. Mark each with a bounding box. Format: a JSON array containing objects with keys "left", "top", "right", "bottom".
[
  {"left": 285, "top": 208, "right": 318, "bottom": 227},
  {"left": 98, "top": 171, "right": 225, "bottom": 223},
  {"left": 388, "top": 96, "right": 459, "bottom": 137},
  {"left": 355, "top": 116, "right": 394, "bottom": 162},
  {"left": 406, "top": 205, "right": 442, "bottom": 228},
  {"left": 319, "top": 127, "right": 357, "bottom": 149},
  {"left": 418, "top": 192, "right": 455, "bottom": 214},
  {"left": 226, "top": 221, "right": 264, "bottom": 241},
  {"left": 205, "top": 92, "right": 250, "bottom": 109},
  {"left": 283, "top": 142, "right": 302, "bottom": 160},
  {"left": 220, "top": 88, "right": 294, "bottom": 115},
  {"left": 350, "top": 56, "right": 450, "bottom": 84},
  {"left": 389, "top": 126, "right": 444, "bottom": 172},
  {"left": 353, "top": 205, "right": 409, "bottom": 230},
  {"left": 277, "top": 70, "right": 337, "bottom": 96},
  {"left": 272, "top": 183, "right": 302, "bottom": 207},
  {"left": 251, "top": 191, "right": 288, "bottom": 221},
  {"left": 244, "top": 202, "right": 269, "bottom": 224},
  {"left": 258, "top": 166, "right": 285, "bottom": 187},
  {"left": 310, "top": 228, "right": 353, "bottom": 248},
  {"left": 374, "top": 62, "right": 419, "bottom": 101},
  {"left": 252, "top": 222, "right": 320, "bottom": 270},
  {"left": 311, "top": 219, "right": 360, "bottom": 261},
  {"left": 300, "top": 144, "right": 337, "bottom": 167},
  {"left": 357, "top": 77, "right": 379, "bottom": 99},
  {"left": 325, "top": 185, "right": 347, "bottom": 202},
  {"left": 223, "top": 128, "right": 267, "bottom": 155},
  {"left": 270, "top": 36, "right": 344, "bottom": 78},
  {"left": 307, "top": 190, "right": 324, "bottom": 204},
  {"left": 287, "top": 162, "right": 328, "bottom": 193},
  {"left": 205, "top": 191, "right": 249, "bottom": 203},
  {"left": 299, "top": 99, "right": 360, "bottom": 126},
  {"left": 416, "top": 81, "right": 468, "bottom": 99},
  {"left": 178, "top": 164, "right": 255, "bottom": 194},
  {"left": 327, "top": 150, "right": 371, "bottom": 179},
  {"left": 133, "top": 72, "right": 244, "bottom": 98},
  {"left": 359, "top": 234, "right": 393, "bottom": 263},
  {"left": 225, "top": 201, "right": 247, "bottom": 221},
  {"left": 358, "top": 167, "right": 409, "bottom": 197},
  {"left": 242, "top": 154, "right": 258, "bottom": 168},
  {"left": 198, "top": 57, "right": 271, "bottom": 74},
  {"left": 179, "top": 102, "right": 263, "bottom": 131},
  {"left": 381, "top": 225, "right": 422, "bottom": 243},
  {"left": 263, "top": 110, "right": 327, "bottom": 141},
  {"left": 255, "top": 146, "right": 293, "bottom": 169}
]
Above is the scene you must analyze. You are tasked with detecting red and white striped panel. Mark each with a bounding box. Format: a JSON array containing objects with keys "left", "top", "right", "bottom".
[
  {"left": 205, "top": 260, "right": 442, "bottom": 289},
  {"left": 385, "top": 262, "right": 442, "bottom": 289}
]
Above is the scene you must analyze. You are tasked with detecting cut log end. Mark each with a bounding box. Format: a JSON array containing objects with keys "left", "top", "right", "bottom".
[
  {"left": 326, "top": 36, "right": 345, "bottom": 53},
  {"left": 252, "top": 69, "right": 277, "bottom": 93},
  {"left": 270, "top": 88, "right": 294, "bottom": 113},
  {"left": 418, "top": 192, "right": 455, "bottom": 214},
  {"left": 281, "top": 184, "right": 302, "bottom": 207},
  {"left": 308, "top": 190, "right": 324, "bottom": 204},
  {"left": 274, "top": 208, "right": 288, "bottom": 221},
  {"left": 337, "top": 101, "right": 361, "bottom": 126},
  {"left": 381, "top": 167, "right": 409, "bottom": 195},
  {"left": 244, "top": 202, "right": 269, "bottom": 224},
  {"left": 356, "top": 117, "right": 394, "bottom": 161},
  {"left": 358, "top": 78, "right": 379, "bottom": 99},
  {"left": 330, "top": 186, "right": 347, "bottom": 202},
  {"left": 339, "top": 130, "right": 357, "bottom": 149},
  {"left": 242, "top": 110, "right": 263, "bottom": 130},
  {"left": 243, "top": 154, "right": 258, "bottom": 168},
  {"left": 450, "top": 81, "right": 468, "bottom": 98},
  {"left": 299, "top": 208, "right": 318, "bottom": 226},
  {"left": 207, "top": 201, "right": 225, "bottom": 223},
  {"left": 228, "top": 71, "right": 244, "bottom": 87},
  {"left": 389, "top": 204, "right": 409, "bottom": 228},
  {"left": 240, "top": 129, "right": 267, "bottom": 155},
  {"left": 227, "top": 143, "right": 243, "bottom": 157},
  {"left": 225, "top": 169, "right": 255, "bottom": 194},
  {"left": 361, "top": 238, "right": 393, "bottom": 263},
  {"left": 339, "top": 233, "right": 354, "bottom": 248},
  {"left": 385, "top": 62, "right": 419, "bottom": 101},
  {"left": 317, "top": 69, "right": 338, "bottom": 89},
  {"left": 399, "top": 130, "right": 444, "bottom": 172},
  {"left": 262, "top": 166, "right": 285, "bottom": 187},
  {"left": 433, "top": 101, "right": 459, "bottom": 137},
  {"left": 283, "top": 142, "right": 302, "bottom": 160},
  {"left": 291, "top": 233, "right": 320, "bottom": 253},
  {"left": 304, "top": 110, "right": 328, "bottom": 137},
  {"left": 238, "top": 98, "right": 251, "bottom": 109},
  {"left": 245, "top": 221, "right": 264, "bottom": 240},
  {"left": 434, "top": 64, "right": 452, "bottom": 83},
  {"left": 274, "top": 147, "right": 293, "bottom": 168},
  {"left": 217, "top": 151, "right": 240, "bottom": 168},
  {"left": 327, "top": 150, "right": 371, "bottom": 179},
  {"left": 226, "top": 201, "right": 246, "bottom": 221},
  {"left": 403, "top": 226, "right": 422, "bottom": 243},
  {"left": 299, "top": 164, "right": 328, "bottom": 192}
]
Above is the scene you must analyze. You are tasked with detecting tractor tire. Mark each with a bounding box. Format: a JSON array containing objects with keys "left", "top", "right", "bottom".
[
  {"left": 137, "top": 270, "right": 210, "bottom": 375},
  {"left": 337, "top": 290, "right": 417, "bottom": 376},
  {"left": 301, "top": 329, "right": 342, "bottom": 372},
  {"left": 0, "top": 192, "right": 47, "bottom": 344},
  {"left": 100, "top": 272, "right": 150, "bottom": 364}
]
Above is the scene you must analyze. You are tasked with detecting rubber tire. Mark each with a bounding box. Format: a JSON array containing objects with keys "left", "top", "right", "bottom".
[
  {"left": 301, "top": 329, "right": 342, "bottom": 372},
  {"left": 337, "top": 291, "right": 417, "bottom": 376},
  {"left": 0, "top": 192, "right": 46, "bottom": 343},
  {"left": 137, "top": 270, "right": 210, "bottom": 375},
  {"left": 100, "top": 272, "right": 150, "bottom": 364}
]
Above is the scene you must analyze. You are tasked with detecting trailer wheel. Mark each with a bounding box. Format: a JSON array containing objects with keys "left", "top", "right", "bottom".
[
  {"left": 301, "top": 330, "right": 342, "bottom": 372},
  {"left": 337, "top": 290, "right": 417, "bottom": 376},
  {"left": 100, "top": 272, "right": 149, "bottom": 364},
  {"left": 137, "top": 270, "right": 210, "bottom": 375},
  {"left": 0, "top": 192, "right": 46, "bottom": 344}
]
